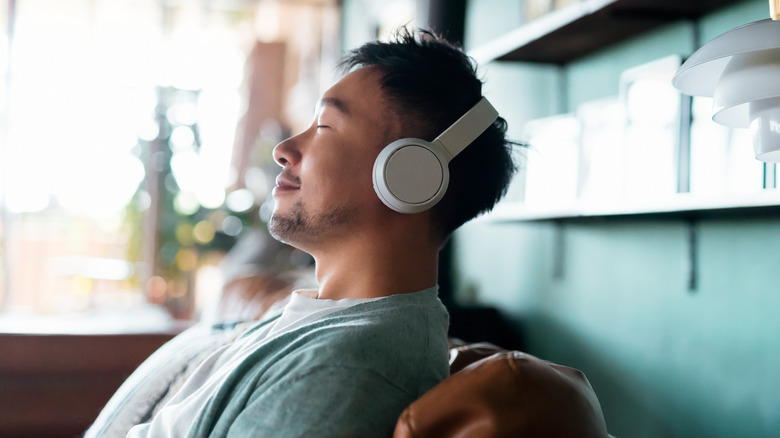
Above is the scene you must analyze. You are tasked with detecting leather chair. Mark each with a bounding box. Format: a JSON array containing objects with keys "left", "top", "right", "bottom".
[{"left": 394, "top": 341, "right": 610, "bottom": 437}]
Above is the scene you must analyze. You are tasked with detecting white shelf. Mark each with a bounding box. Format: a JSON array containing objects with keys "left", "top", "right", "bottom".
[
  {"left": 468, "top": 0, "right": 745, "bottom": 64},
  {"left": 482, "top": 190, "right": 780, "bottom": 222},
  {"left": 469, "top": 0, "right": 615, "bottom": 64}
]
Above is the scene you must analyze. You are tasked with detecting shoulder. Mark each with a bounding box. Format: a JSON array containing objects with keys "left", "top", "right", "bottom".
[
  {"left": 283, "top": 290, "right": 450, "bottom": 393},
  {"left": 314, "top": 289, "right": 448, "bottom": 355}
]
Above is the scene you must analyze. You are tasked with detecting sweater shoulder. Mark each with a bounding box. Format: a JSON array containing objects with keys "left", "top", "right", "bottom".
[
  {"left": 278, "top": 292, "right": 450, "bottom": 394},
  {"left": 313, "top": 290, "right": 448, "bottom": 353}
]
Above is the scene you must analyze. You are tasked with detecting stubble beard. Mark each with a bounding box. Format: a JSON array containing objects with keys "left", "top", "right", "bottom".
[{"left": 268, "top": 199, "right": 358, "bottom": 246}]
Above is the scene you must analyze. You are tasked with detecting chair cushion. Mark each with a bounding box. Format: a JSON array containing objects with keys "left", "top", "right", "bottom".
[{"left": 394, "top": 349, "right": 609, "bottom": 438}]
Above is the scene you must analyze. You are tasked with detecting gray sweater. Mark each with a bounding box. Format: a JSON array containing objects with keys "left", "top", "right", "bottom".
[{"left": 189, "top": 287, "right": 449, "bottom": 437}]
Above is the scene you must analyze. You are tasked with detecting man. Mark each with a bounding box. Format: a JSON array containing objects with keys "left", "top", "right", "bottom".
[{"left": 126, "top": 29, "right": 517, "bottom": 437}]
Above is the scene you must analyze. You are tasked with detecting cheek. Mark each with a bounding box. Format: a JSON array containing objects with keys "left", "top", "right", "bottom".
[
  {"left": 303, "top": 136, "right": 383, "bottom": 204},
  {"left": 303, "top": 155, "right": 369, "bottom": 202},
  {"left": 323, "top": 147, "right": 378, "bottom": 182}
]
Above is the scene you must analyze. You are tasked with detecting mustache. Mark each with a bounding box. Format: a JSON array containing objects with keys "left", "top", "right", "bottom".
[{"left": 279, "top": 170, "right": 302, "bottom": 186}]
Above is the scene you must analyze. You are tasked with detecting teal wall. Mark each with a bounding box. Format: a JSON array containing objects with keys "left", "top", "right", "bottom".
[{"left": 457, "top": 1, "right": 780, "bottom": 437}]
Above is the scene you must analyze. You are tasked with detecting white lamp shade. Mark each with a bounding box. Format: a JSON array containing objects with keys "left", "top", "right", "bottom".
[
  {"left": 672, "top": 18, "right": 780, "bottom": 162},
  {"left": 712, "top": 48, "right": 780, "bottom": 128},
  {"left": 672, "top": 19, "right": 780, "bottom": 97}
]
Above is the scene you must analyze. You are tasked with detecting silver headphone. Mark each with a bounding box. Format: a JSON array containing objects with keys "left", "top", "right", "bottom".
[{"left": 372, "top": 97, "right": 499, "bottom": 214}]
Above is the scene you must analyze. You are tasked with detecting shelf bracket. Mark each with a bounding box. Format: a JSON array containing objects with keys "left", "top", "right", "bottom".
[
  {"left": 685, "top": 219, "right": 698, "bottom": 292},
  {"left": 552, "top": 220, "right": 565, "bottom": 280}
]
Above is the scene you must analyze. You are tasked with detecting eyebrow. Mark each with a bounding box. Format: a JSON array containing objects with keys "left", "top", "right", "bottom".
[{"left": 318, "top": 96, "right": 351, "bottom": 116}]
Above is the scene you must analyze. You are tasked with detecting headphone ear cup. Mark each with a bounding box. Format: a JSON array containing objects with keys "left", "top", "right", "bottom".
[{"left": 373, "top": 138, "right": 450, "bottom": 214}]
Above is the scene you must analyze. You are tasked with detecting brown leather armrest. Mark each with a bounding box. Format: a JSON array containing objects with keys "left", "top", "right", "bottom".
[
  {"left": 395, "top": 351, "right": 609, "bottom": 438},
  {"left": 447, "top": 340, "right": 506, "bottom": 374}
]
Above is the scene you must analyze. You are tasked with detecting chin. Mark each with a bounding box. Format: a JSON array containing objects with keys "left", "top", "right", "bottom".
[{"left": 267, "top": 215, "right": 294, "bottom": 244}]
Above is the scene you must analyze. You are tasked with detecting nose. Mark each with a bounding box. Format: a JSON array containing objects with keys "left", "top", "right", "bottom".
[{"left": 272, "top": 134, "right": 301, "bottom": 167}]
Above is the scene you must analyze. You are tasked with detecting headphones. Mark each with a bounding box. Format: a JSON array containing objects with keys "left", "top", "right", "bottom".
[{"left": 372, "top": 96, "right": 499, "bottom": 214}]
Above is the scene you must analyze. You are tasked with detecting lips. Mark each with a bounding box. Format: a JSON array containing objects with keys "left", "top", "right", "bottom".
[{"left": 274, "top": 173, "right": 301, "bottom": 193}]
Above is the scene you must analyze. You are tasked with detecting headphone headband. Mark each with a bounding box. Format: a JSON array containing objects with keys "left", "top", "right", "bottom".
[{"left": 432, "top": 97, "right": 498, "bottom": 159}]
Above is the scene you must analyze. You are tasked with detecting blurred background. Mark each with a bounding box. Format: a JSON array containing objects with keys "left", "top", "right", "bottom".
[
  {"left": 1, "top": 1, "right": 779, "bottom": 437},
  {"left": 0, "top": 0, "right": 348, "bottom": 327}
]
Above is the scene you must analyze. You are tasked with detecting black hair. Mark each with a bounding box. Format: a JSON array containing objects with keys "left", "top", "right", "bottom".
[{"left": 339, "top": 28, "right": 520, "bottom": 241}]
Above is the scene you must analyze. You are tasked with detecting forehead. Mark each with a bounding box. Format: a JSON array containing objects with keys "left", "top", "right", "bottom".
[{"left": 321, "top": 68, "right": 387, "bottom": 118}]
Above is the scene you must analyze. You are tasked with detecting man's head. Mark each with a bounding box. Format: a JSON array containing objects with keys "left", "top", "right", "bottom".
[
  {"left": 338, "top": 29, "right": 518, "bottom": 241},
  {"left": 269, "top": 29, "right": 517, "bottom": 250}
]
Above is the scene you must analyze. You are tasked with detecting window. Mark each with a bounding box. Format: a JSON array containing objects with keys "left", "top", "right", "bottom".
[{"left": 0, "top": 0, "right": 339, "bottom": 331}]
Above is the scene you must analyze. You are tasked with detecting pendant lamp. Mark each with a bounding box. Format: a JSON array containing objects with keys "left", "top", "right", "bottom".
[{"left": 672, "top": 1, "right": 780, "bottom": 162}]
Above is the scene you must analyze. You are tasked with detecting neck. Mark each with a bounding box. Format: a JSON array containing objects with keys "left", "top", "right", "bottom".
[{"left": 308, "top": 224, "right": 440, "bottom": 300}]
